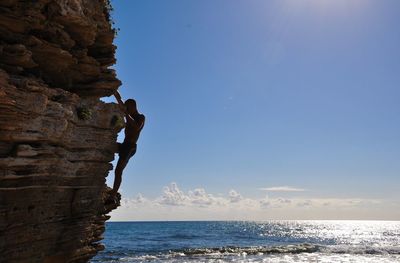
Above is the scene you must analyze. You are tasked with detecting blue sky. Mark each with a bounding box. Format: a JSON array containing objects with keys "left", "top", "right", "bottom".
[{"left": 106, "top": 0, "right": 400, "bottom": 220}]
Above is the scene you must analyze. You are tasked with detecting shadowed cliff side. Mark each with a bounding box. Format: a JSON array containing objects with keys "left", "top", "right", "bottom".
[{"left": 0, "top": 0, "right": 124, "bottom": 262}]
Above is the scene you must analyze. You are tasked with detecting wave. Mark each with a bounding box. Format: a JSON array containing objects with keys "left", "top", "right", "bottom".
[
  {"left": 158, "top": 243, "right": 400, "bottom": 256},
  {"left": 320, "top": 245, "right": 400, "bottom": 255},
  {"left": 178, "top": 243, "right": 319, "bottom": 255},
  {"left": 95, "top": 243, "right": 400, "bottom": 263}
]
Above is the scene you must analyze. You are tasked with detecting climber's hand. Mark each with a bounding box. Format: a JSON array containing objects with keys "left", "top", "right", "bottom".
[{"left": 113, "top": 91, "right": 129, "bottom": 115}]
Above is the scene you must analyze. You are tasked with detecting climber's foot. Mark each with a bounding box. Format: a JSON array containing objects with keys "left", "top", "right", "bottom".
[
  {"left": 105, "top": 189, "right": 120, "bottom": 207},
  {"left": 110, "top": 189, "right": 118, "bottom": 196},
  {"left": 107, "top": 188, "right": 119, "bottom": 198}
]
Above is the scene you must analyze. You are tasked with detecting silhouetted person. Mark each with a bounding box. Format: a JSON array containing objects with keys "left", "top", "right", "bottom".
[{"left": 112, "top": 91, "right": 145, "bottom": 194}]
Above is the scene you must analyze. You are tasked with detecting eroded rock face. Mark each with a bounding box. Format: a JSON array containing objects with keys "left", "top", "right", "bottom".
[
  {"left": 0, "top": 0, "right": 120, "bottom": 97},
  {"left": 0, "top": 0, "right": 123, "bottom": 262}
]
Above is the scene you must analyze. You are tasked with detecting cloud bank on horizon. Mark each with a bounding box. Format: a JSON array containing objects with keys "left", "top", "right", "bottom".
[{"left": 110, "top": 183, "right": 400, "bottom": 221}]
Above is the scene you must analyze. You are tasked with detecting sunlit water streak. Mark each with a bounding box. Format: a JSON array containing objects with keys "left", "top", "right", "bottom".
[{"left": 91, "top": 221, "right": 400, "bottom": 262}]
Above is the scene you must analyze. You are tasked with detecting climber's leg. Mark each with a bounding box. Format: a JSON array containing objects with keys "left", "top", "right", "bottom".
[
  {"left": 116, "top": 142, "right": 122, "bottom": 154},
  {"left": 113, "top": 156, "right": 128, "bottom": 193},
  {"left": 112, "top": 143, "right": 136, "bottom": 193}
]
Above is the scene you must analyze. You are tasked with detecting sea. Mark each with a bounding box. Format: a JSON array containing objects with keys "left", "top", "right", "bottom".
[{"left": 91, "top": 221, "right": 400, "bottom": 263}]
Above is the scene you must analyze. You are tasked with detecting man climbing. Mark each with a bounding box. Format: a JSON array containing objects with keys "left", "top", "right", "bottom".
[{"left": 112, "top": 91, "right": 145, "bottom": 194}]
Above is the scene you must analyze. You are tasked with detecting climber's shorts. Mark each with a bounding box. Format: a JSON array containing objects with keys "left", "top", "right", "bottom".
[{"left": 118, "top": 142, "right": 137, "bottom": 161}]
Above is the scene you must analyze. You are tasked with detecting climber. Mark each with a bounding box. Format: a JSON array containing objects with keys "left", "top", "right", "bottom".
[{"left": 112, "top": 91, "right": 145, "bottom": 194}]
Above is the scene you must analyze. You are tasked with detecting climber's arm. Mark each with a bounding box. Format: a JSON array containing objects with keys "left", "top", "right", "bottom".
[
  {"left": 114, "top": 91, "right": 128, "bottom": 114},
  {"left": 125, "top": 114, "right": 135, "bottom": 124},
  {"left": 126, "top": 114, "right": 145, "bottom": 130},
  {"left": 137, "top": 114, "right": 145, "bottom": 130},
  {"left": 114, "top": 91, "right": 124, "bottom": 106}
]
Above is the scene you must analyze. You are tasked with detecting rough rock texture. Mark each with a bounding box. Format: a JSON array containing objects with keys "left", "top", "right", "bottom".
[{"left": 0, "top": 0, "right": 123, "bottom": 262}]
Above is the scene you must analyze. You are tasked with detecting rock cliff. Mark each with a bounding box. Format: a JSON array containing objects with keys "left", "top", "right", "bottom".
[{"left": 0, "top": 0, "right": 123, "bottom": 262}]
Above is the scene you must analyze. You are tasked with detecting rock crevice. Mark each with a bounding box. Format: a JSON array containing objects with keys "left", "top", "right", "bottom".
[{"left": 1, "top": 0, "right": 123, "bottom": 262}]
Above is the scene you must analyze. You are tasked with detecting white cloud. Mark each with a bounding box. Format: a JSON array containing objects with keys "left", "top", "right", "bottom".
[
  {"left": 158, "top": 182, "right": 187, "bottom": 206},
  {"left": 110, "top": 183, "right": 396, "bottom": 221},
  {"left": 259, "top": 186, "right": 306, "bottom": 192},
  {"left": 188, "top": 188, "right": 216, "bottom": 207},
  {"left": 133, "top": 193, "right": 146, "bottom": 204},
  {"left": 296, "top": 200, "right": 313, "bottom": 207},
  {"left": 259, "top": 195, "right": 271, "bottom": 208},
  {"left": 156, "top": 183, "right": 227, "bottom": 207},
  {"left": 228, "top": 190, "right": 243, "bottom": 203}
]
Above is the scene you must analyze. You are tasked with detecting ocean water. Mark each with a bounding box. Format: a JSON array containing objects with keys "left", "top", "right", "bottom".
[{"left": 91, "top": 221, "right": 400, "bottom": 263}]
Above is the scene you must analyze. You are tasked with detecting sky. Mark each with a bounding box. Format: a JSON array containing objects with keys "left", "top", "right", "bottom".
[{"left": 105, "top": 0, "right": 400, "bottom": 221}]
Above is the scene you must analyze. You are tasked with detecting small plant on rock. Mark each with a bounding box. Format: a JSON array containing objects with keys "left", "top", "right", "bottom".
[
  {"left": 111, "top": 115, "right": 124, "bottom": 129},
  {"left": 76, "top": 106, "right": 92, "bottom": 121}
]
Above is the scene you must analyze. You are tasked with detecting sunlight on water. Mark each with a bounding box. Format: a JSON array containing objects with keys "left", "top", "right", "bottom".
[{"left": 92, "top": 221, "right": 400, "bottom": 263}]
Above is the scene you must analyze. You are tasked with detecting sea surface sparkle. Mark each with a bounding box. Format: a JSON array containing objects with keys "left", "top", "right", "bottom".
[{"left": 91, "top": 220, "right": 400, "bottom": 262}]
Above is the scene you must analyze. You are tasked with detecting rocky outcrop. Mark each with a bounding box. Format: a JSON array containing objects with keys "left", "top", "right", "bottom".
[{"left": 0, "top": 0, "right": 123, "bottom": 262}]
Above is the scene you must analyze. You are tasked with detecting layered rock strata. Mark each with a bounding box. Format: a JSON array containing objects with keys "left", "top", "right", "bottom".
[{"left": 0, "top": 0, "right": 123, "bottom": 262}]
